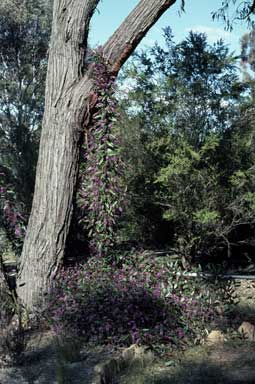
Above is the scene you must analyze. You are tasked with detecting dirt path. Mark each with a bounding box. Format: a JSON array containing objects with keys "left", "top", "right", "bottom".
[
  {"left": 0, "top": 332, "right": 113, "bottom": 384},
  {"left": 0, "top": 332, "right": 254, "bottom": 384},
  {"left": 116, "top": 341, "right": 255, "bottom": 384}
]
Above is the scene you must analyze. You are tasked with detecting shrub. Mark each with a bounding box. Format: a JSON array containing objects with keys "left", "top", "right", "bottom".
[{"left": 47, "top": 254, "right": 217, "bottom": 348}]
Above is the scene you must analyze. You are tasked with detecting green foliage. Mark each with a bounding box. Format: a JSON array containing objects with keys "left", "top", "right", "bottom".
[
  {"left": 212, "top": 0, "right": 255, "bottom": 30},
  {"left": 0, "top": 0, "right": 51, "bottom": 253},
  {"left": 0, "top": 0, "right": 51, "bottom": 212},
  {"left": 116, "top": 114, "right": 165, "bottom": 245},
  {"left": 118, "top": 29, "right": 255, "bottom": 265}
]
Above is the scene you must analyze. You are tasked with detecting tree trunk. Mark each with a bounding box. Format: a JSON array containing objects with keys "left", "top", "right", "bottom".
[{"left": 17, "top": 0, "right": 176, "bottom": 310}]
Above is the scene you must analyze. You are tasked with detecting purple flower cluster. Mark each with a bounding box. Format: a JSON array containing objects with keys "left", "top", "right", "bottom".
[
  {"left": 78, "top": 53, "right": 126, "bottom": 257},
  {"left": 47, "top": 257, "right": 215, "bottom": 347}
]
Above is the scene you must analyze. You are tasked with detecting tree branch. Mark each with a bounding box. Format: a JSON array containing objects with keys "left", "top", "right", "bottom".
[
  {"left": 102, "top": 0, "right": 177, "bottom": 74},
  {"left": 249, "top": 0, "right": 255, "bottom": 14}
]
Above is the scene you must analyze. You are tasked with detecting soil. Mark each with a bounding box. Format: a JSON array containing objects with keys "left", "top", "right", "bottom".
[
  {"left": 0, "top": 331, "right": 115, "bottom": 384},
  {"left": 116, "top": 341, "right": 255, "bottom": 384},
  {"left": 1, "top": 277, "right": 254, "bottom": 383},
  {"left": 1, "top": 331, "right": 255, "bottom": 384},
  {"left": 115, "top": 340, "right": 255, "bottom": 384}
]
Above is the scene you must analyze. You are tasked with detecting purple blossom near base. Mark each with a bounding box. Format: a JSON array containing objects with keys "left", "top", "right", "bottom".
[{"left": 47, "top": 256, "right": 216, "bottom": 347}]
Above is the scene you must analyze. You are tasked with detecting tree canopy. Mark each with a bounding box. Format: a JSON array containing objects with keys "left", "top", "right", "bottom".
[{"left": 118, "top": 29, "right": 255, "bottom": 266}]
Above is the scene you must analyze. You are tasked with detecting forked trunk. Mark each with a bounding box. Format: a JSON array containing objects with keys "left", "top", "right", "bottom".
[{"left": 17, "top": 0, "right": 176, "bottom": 310}]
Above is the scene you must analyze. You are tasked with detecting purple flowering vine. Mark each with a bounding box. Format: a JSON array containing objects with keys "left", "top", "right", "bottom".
[
  {"left": 47, "top": 255, "right": 216, "bottom": 347},
  {"left": 78, "top": 52, "right": 126, "bottom": 257}
]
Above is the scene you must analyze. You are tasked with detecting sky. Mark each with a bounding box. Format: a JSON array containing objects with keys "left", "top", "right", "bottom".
[{"left": 89, "top": 0, "right": 249, "bottom": 56}]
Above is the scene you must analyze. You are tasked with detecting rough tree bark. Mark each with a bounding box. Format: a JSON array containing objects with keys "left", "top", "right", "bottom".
[{"left": 17, "top": 0, "right": 177, "bottom": 310}]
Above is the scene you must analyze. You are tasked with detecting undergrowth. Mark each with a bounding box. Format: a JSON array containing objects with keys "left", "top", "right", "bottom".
[{"left": 46, "top": 252, "right": 234, "bottom": 351}]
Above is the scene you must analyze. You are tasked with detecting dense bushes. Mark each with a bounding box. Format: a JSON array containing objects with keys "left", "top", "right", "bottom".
[
  {"left": 0, "top": 0, "right": 51, "bottom": 253},
  {"left": 117, "top": 30, "right": 255, "bottom": 267},
  {"left": 47, "top": 254, "right": 225, "bottom": 348}
]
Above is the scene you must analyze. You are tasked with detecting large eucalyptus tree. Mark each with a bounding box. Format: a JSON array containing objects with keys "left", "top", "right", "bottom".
[
  {"left": 16, "top": 0, "right": 255, "bottom": 311},
  {"left": 16, "top": 0, "right": 177, "bottom": 310}
]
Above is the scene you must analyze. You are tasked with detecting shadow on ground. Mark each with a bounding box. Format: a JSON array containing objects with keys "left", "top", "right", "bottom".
[
  {"left": 116, "top": 342, "right": 255, "bottom": 384},
  {"left": 0, "top": 331, "right": 113, "bottom": 384},
  {"left": 149, "top": 359, "right": 255, "bottom": 384}
]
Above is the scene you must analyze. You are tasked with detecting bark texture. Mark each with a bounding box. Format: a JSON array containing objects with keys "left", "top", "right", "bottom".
[
  {"left": 17, "top": 0, "right": 177, "bottom": 310},
  {"left": 103, "top": 0, "right": 177, "bottom": 72}
]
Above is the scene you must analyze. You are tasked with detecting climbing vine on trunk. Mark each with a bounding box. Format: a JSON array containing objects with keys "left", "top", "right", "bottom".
[{"left": 78, "top": 53, "right": 126, "bottom": 257}]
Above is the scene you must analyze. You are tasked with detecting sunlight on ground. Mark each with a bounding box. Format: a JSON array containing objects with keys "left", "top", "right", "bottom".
[{"left": 116, "top": 341, "right": 255, "bottom": 384}]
